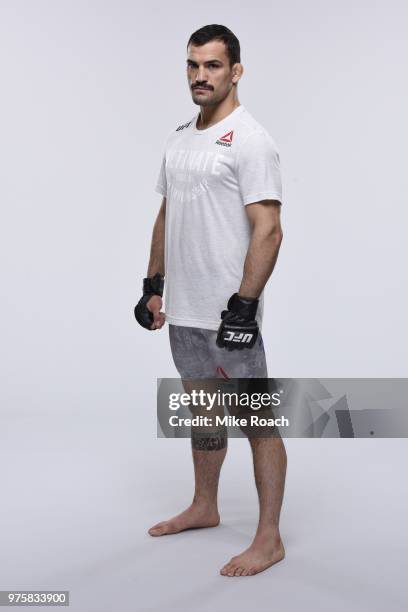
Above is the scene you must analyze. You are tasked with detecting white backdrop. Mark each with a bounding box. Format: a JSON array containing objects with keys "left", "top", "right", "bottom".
[{"left": 1, "top": 1, "right": 407, "bottom": 610}]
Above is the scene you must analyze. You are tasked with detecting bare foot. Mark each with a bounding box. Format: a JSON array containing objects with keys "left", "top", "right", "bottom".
[
  {"left": 148, "top": 502, "right": 220, "bottom": 536},
  {"left": 220, "top": 532, "right": 285, "bottom": 576}
]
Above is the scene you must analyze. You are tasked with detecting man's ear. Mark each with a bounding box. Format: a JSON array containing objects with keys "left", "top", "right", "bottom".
[{"left": 232, "top": 63, "right": 244, "bottom": 84}]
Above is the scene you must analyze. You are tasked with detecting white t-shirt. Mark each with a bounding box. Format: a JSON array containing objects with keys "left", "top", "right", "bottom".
[{"left": 155, "top": 104, "right": 282, "bottom": 331}]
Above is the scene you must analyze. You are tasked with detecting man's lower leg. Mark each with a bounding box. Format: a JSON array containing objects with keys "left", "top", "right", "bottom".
[
  {"left": 148, "top": 428, "right": 227, "bottom": 536},
  {"left": 220, "top": 435, "right": 287, "bottom": 576},
  {"left": 251, "top": 436, "right": 287, "bottom": 538}
]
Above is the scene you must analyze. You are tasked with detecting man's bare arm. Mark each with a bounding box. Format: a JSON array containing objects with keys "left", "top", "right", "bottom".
[
  {"left": 147, "top": 196, "right": 166, "bottom": 277},
  {"left": 238, "top": 200, "right": 283, "bottom": 299},
  {"left": 141, "top": 196, "right": 166, "bottom": 330}
]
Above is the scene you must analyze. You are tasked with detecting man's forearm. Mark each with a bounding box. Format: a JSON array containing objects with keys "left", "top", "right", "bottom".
[
  {"left": 238, "top": 227, "right": 283, "bottom": 299},
  {"left": 147, "top": 210, "right": 165, "bottom": 277}
]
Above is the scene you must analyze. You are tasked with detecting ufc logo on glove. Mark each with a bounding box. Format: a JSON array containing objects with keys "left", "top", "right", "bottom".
[
  {"left": 216, "top": 293, "right": 259, "bottom": 351},
  {"left": 224, "top": 331, "right": 255, "bottom": 344}
]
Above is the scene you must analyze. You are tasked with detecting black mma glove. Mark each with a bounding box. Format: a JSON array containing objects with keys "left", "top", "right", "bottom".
[
  {"left": 134, "top": 273, "right": 164, "bottom": 330},
  {"left": 216, "top": 293, "right": 259, "bottom": 350}
]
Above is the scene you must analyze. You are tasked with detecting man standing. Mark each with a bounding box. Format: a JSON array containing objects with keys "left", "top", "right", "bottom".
[{"left": 135, "top": 24, "right": 287, "bottom": 577}]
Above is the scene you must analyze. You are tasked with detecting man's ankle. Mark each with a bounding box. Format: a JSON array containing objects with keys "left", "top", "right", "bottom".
[
  {"left": 192, "top": 495, "right": 218, "bottom": 509},
  {"left": 255, "top": 524, "right": 282, "bottom": 542}
]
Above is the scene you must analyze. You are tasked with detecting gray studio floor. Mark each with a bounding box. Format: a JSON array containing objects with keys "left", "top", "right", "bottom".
[{"left": 1, "top": 407, "right": 407, "bottom": 612}]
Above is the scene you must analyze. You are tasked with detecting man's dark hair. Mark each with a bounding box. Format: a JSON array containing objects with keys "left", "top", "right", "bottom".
[{"left": 187, "top": 24, "right": 241, "bottom": 67}]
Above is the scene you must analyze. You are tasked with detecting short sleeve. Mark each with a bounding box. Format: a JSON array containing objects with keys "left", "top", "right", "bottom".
[
  {"left": 154, "top": 153, "right": 167, "bottom": 197},
  {"left": 236, "top": 130, "right": 282, "bottom": 206}
]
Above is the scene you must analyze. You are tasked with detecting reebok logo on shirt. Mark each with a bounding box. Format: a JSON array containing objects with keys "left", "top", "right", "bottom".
[{"left": 215, "top": 130, "right": 234, "bottom": 147}]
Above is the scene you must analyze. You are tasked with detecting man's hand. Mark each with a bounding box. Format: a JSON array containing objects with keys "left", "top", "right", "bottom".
[
  {"left": 134, "top": 273, "right": 165, "bottom": 330},
  {"left": 216, "top": 293, "right": 259, "bottom": 350},
  {"left": 146, "top": 295, "right": 165, "bottom": 330}
]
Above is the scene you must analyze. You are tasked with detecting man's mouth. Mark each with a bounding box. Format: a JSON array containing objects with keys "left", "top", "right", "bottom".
[{"left": 193, "top": 87, "right": 211, "bottom": 91}]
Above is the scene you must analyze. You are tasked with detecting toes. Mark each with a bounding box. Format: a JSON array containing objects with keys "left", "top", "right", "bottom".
[
  {"left": 221, "top": 563, "right": 236, "bottom": 577},
  {"left": 148, "top": 527, "right": 162, "bottom": 536},
  {"left": 221, "top": 556, "right": 249, "bottom": 577},
  {"left": 220, "top": 557, "right": 266, "bottom": 577},
  {"left": 148, "top": 522, "right": 168, "bottom": 536},
  {"left": 220, "top": 559, "right": 234, "bottom": 576},
  {"left": 149, "top": 522, "right": 164, "bottom": 531}
]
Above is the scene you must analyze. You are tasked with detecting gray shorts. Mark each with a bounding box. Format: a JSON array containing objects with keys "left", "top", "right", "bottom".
[{"left": 168, "top": 324, "right": 268, "bottom": 379}]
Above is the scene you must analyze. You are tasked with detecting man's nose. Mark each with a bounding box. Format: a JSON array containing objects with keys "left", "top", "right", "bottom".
[{"left": 195, "top": 65, "right": 207, "bottom": 83}]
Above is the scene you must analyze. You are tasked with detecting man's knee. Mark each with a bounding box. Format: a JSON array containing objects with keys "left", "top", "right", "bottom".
[{"left": 191, "top": 426, "right": 228, "bottom": 451}]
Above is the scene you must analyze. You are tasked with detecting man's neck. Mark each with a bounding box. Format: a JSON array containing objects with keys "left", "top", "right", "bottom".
[{"left": 197, "top": 98, "right": 241, "bottom": 130}]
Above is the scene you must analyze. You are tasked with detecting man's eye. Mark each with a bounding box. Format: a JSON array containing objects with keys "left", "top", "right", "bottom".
[{"left": 187, "top": 63, "right": 218, "bottom": 69}]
